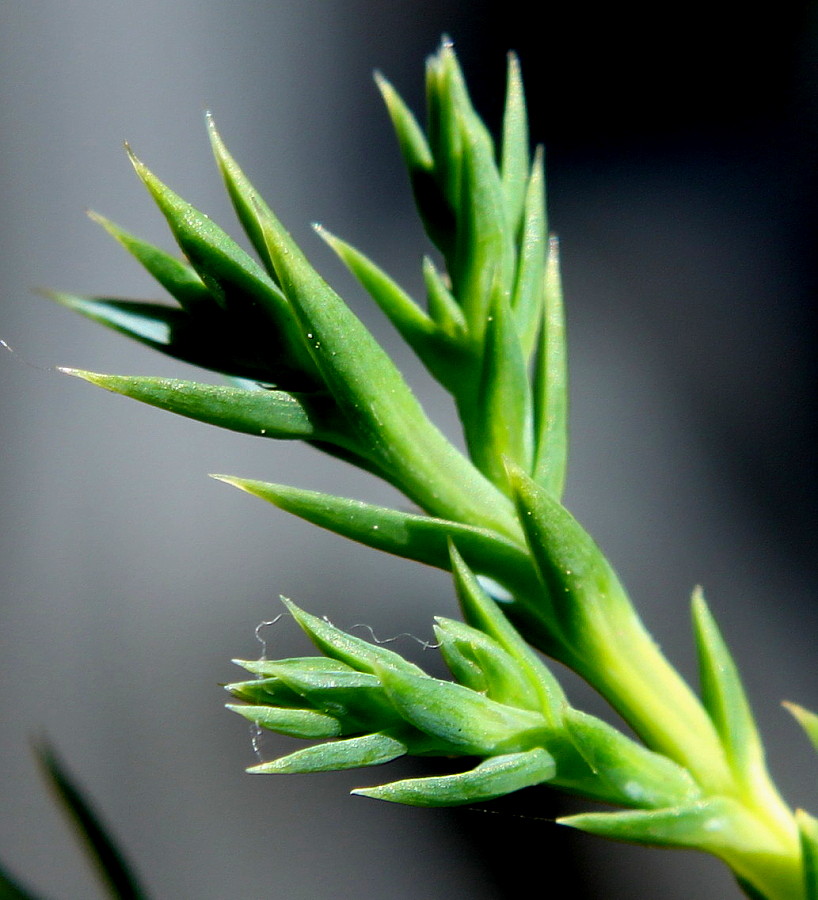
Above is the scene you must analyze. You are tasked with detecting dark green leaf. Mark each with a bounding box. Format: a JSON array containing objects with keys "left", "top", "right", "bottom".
[
  {"left": 88, "top": 212, "right": 213, "bottom": 315},
  {"left": 34, "top": 741, "right": 148, "bottom": 900},
  {"left": 0, "top": 862, "right": 47, "bottom": 900},
  {"left": 60, "top": 370, "right": 355, "bottom": 447}
]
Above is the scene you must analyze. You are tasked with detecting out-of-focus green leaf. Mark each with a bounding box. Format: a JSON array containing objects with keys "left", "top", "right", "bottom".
[
  {"left": 562, "top": 708, "right": 701, "bottom": 810},
  {"left": 0, "top": 862, "right": 46, "bottom": 900},
  {"left": 797, "top": 809, "right": 818, "bottom": 900},
  {"left": 249, "top": 731, "right": 409, "bottom": 775},
  {"left": 783, "top": 702, "right": 818, "bottom": 757},
  {"left": 34, "top": 741, "right": 148, "bottom": 900},
  {"left": 353, "top": 748, "right": 555, "bottom": 807},
  {"left": 531, "top": 235, "right": 568, "bottom": 497},
  {"left": 213, "top": 476, "right": 535, "bottom": 597}
]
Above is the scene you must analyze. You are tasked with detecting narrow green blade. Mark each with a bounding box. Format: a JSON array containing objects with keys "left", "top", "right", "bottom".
[
  {"left": 509, "top": 148, "right": 546, "bottom": 361},
  {"left": 281, "top": 599, "right": 426, "bottom": 678},
  {"left": 531, "top": 235, "right": 568, "bottom": 497},
  {"left": 213, "top": 476, "right": 536, "bottom": 598},
  {"left": 60, "top": 370, "right": 354, "bottom": 447},
  {"left": 0, "top": 863, "right": 46, "bottom": 900},
  {"left": 691, "top": 589, "right": 770, "bottom": 794},
  {"left": 249, "top": 732, "right": 408, "bottom": 775},
  {"left": 34, "top": 742, "right": 148, "bottom": 900},
  {"left": 88, "top": 212, "right": 212, "bottom": 315},
  {"left": 227, "top": 704, "right": 342, "bottom": 739},
  {"left": 314, "top": 226, "right": 464, "bottom": 389},
  {"left": 500, "top": 52, "right": 530, "bottom": 236},
  {"left": 471, "top": 289, "right": 533, "bottom": 487},
  {"left": 353, "top": 748, "right": 555, "bottom": 807},
  {"left": 127, "top": 149, "right": 318, "bottom": 388}
]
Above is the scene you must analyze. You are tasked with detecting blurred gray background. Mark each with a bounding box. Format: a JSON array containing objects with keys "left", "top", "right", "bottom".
[{"left": 1, "top": 2, "right": 817, "bottom": 897}]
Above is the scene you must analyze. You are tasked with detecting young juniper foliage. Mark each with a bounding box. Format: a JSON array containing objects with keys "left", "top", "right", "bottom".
[{"left": 15, "top": 39, "right": 818, "bottom": 900}]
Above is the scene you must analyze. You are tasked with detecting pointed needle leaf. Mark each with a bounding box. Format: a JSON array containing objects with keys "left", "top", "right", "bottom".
[
  {"left": 532, "top": 235, "right": 568, "bottom": 497},
  {"left": 500, "top": 52, "right": 530, "bottom": 235},
  {"left": 783, "top": 702, "right": 818, "bottom": 757},
  {"left": 213, "top": 476, "right": 535, "bottom": 598},
  {"left": 249, "top": 732, "right": 408, "bottom": 775},
  {"left": 353, "top": 748, "right": 555, "bottom": 807},
  {"left": 691, "top": 588, "right": 776, "bottom": 802},
  {"left": 59, "top": 370, "right": 353, "bottom": 445},
  {"left": 88, "top": 211, "right": 212, "bottom": 315}
]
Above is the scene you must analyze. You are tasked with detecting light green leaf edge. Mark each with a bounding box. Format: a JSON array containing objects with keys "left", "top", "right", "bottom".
[{"left": 783, "top": 702, "right": 818, "bottom": 757}]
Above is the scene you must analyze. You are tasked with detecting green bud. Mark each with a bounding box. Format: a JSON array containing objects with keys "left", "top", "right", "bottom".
[
  {"left": 433, "top": 617, "right": 540, "bottom": 711},
  {"left": 375, "top": 664, "right": 547, "bottom": 756}
]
